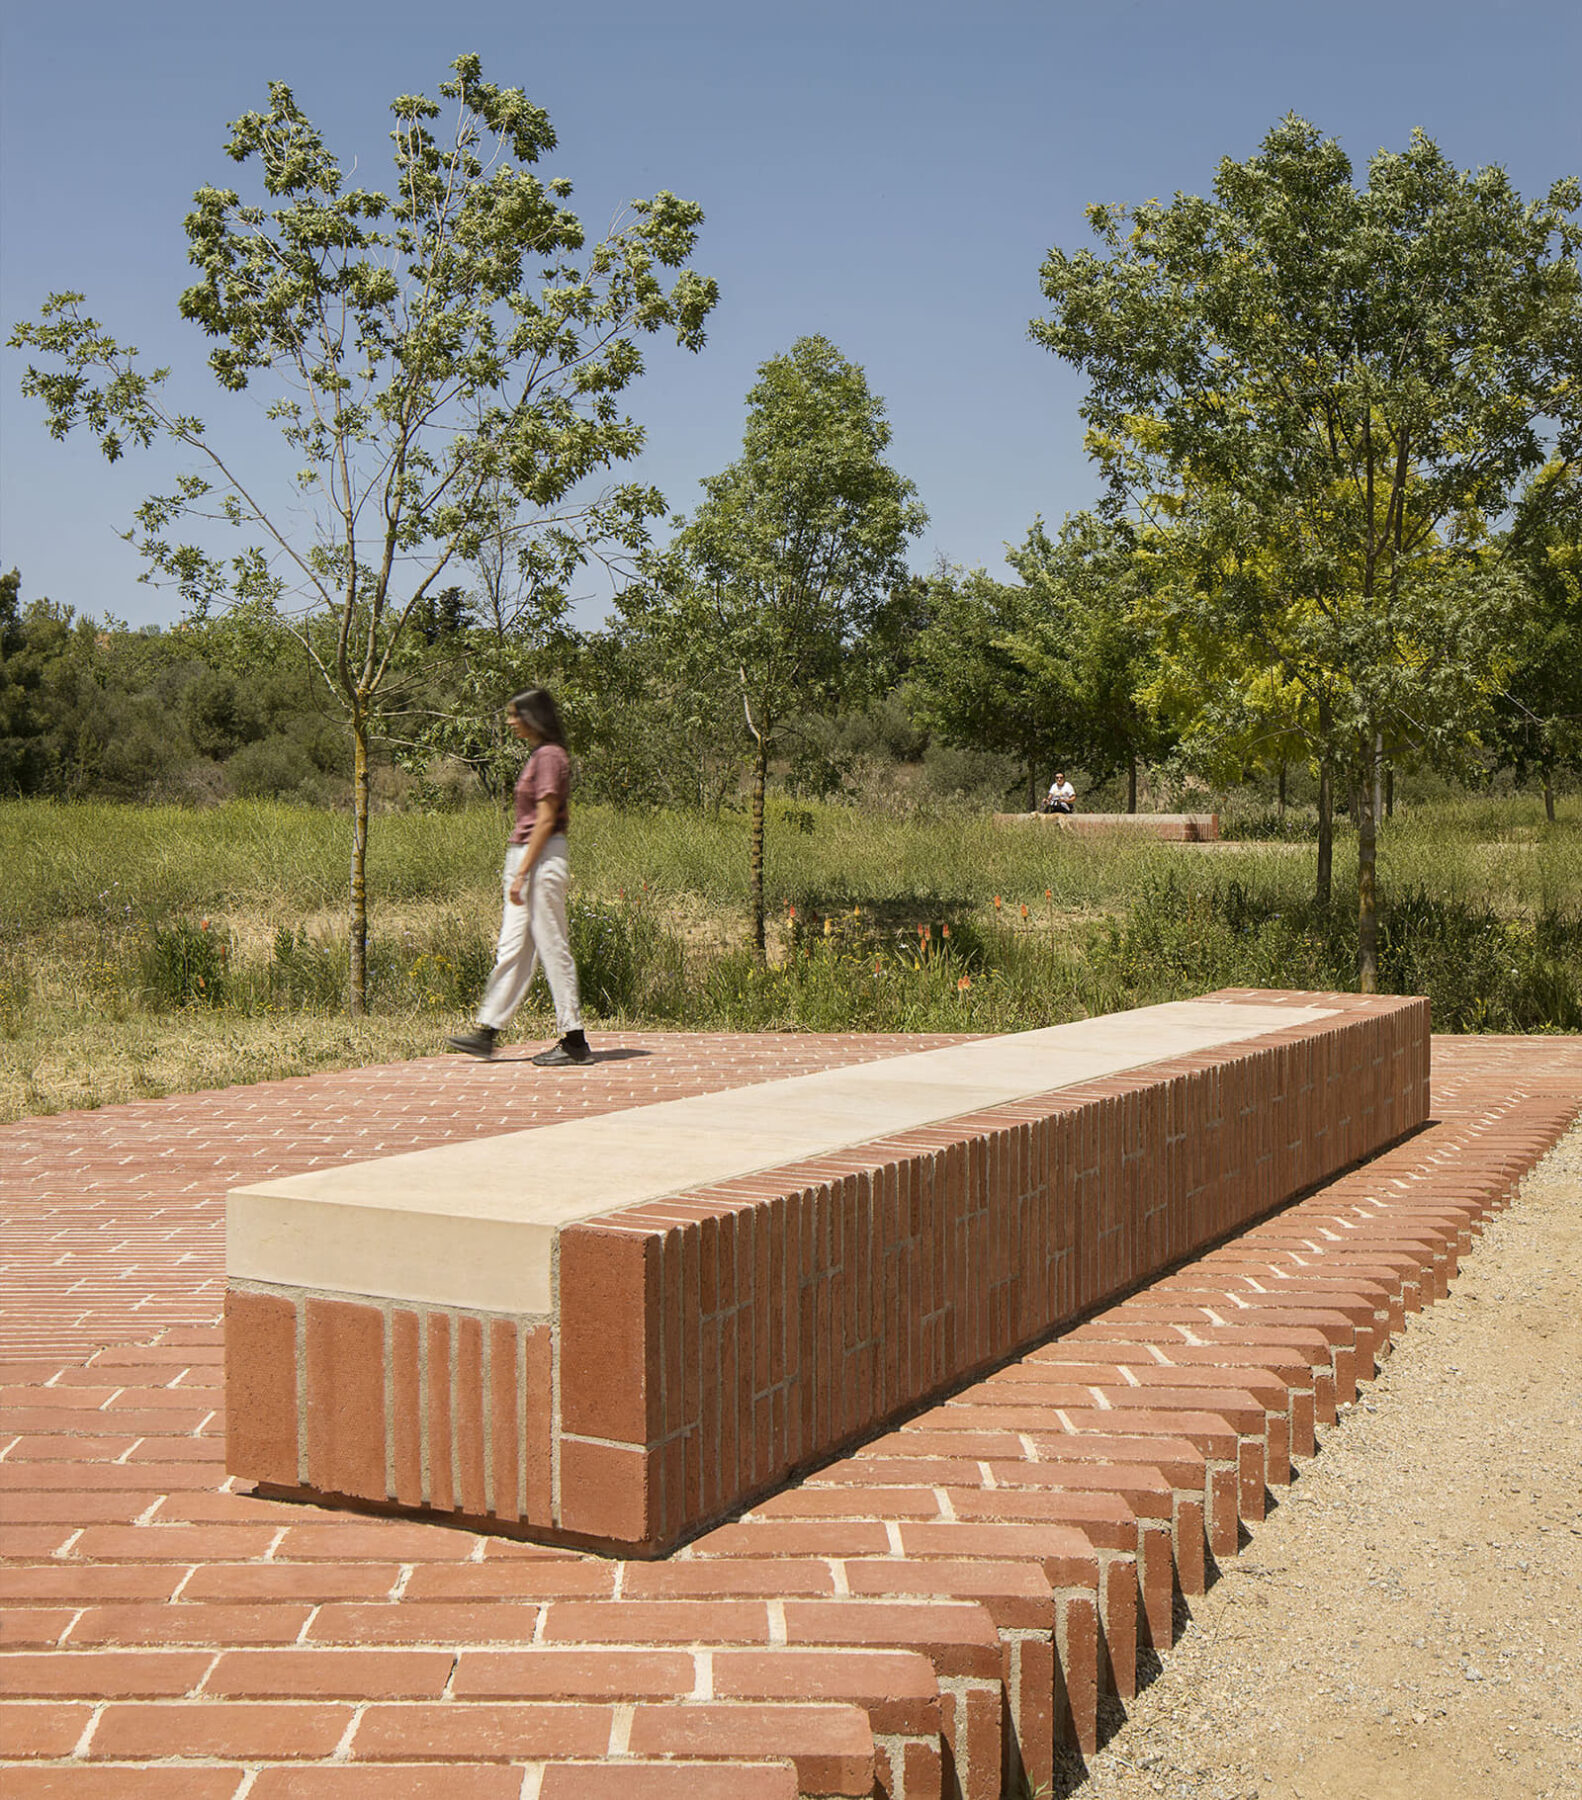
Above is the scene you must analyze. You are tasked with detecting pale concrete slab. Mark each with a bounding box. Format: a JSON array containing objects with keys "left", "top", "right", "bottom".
[{"left": 227, "top": 998, "right": 1333, "bottom": 1314}]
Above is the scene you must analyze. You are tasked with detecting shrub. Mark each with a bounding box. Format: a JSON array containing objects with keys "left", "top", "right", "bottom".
[{"left": 140, "top": 917, "right": 230, "bottom": 1009}]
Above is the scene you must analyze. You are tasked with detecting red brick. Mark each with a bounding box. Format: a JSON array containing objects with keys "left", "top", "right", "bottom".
[
  {"left": 401, "top": 1561, "right": 616, "bottom": 1602},
  {"left": 537, "top": 1767, "right": 799, "bottom": 1800},
  {"left": 555, "top": 1437, "right": 655, "bottom": 1546},
  {"left": 179, "top": 1563, "right": 402, "bottom": 1603},
  {"left": 626, "top": 1702, "right": 874, "bottom": 1797},
  {"left": 205, "top": 1650, "right": 455, "bottom": 1699},
  {"left": 713, "top": 1646, "right": 939, "bottom": 1735},
  {"left": 1, "top": 1651, "right": 212, "bottom": 1697},
  {"left": 453, "top": 1648, "right": 695, "bottom": 1699},
  {"left": 350, "top": 1700, "right": 614, "bottom": 1759},
  {"left": 0, "top": 1608, "right": 76, "bottom": 1646},
  {"left": 0, "top": 1701, "right": 93, "bottom": 1756},
  {"left": 540, "top": 1599, "right": 770, "bottom": 1645},
  {"left": 453, "top": 1314, "right": 487, "bottom": 1516},
  {"left": 0, "top": 1774, "right": 244, "bottom": 1799},
  {"left": 249, "top": 1772, "right": 524, "bottom": 1800},
  {"left": 558, "top": 1225, "right": 661, "bottom": 1442},
  {"left": 70, "top": 1603, "right": 314, "bottom": 1646},
  {"left": 304, "top": 1297, "right": 386, "bottom": 1501},
  {"left": 269, "top": 1522, "right": 477, "bottom": 1562},
  {"left": 89, "top": 1701, "right": 355, "bottom": 1759},
  {"left": 306, "top": 1603, "right": 542, "bottom": 1645}
]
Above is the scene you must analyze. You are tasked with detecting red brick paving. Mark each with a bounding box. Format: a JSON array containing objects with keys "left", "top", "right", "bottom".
[{"left": 3, "top": 1030, "right": 1580, "bottom": 1797}]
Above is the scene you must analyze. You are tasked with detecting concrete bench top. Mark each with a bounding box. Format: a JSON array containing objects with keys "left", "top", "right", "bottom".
[{"left": 227, "top": 997, "right": 1333, "bottom": 1317}]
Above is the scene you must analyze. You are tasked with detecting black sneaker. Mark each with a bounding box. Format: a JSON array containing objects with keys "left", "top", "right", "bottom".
[
  {"left": 532, "top": 1033, "right": 592, "bottom": 1067},
  {"left": 446, "top": 1025, "right": 498, "bottom": 1059}
]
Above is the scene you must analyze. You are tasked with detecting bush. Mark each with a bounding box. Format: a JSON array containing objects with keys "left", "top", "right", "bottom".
[
  {"left": 140, "top": 917, "right": 230, "bottom": 1009},
  {"left": 225, "top": 737, "right": 322, "bottom": 800}
]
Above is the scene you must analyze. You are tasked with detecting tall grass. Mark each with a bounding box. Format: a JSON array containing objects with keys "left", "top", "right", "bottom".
[{"left": 2, "top": 792, "right": 1578, "bottom": 1121}]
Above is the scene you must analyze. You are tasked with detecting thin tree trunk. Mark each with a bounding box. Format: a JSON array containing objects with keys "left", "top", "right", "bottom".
[
  {"left": 1316, "top": 699, "right": 1334, "bottom": 907},
  {"left": 1357, "top": 733, "right": 1381, "bottom": 994},
  {"left": 1385, "top": 765, "right": 1394, "bottom": 819},
  {"left": 750, "top": 734, "right": 768, "bottom": 966},
  {"left": 1027, "top": 764, "right": 1038, "bottom": 812},
  {"left": 1278, "top": 761, "right": 1287, "bottom": 824},
  {"left": 349, "top": 710, "right": 370, "bottom": 1015},
  {"left": 1543, "top": 766, "right": 1556, "bottom": 824},
  {"left": 1127, "top": 754, "right": 1138, "bottom": 813}
]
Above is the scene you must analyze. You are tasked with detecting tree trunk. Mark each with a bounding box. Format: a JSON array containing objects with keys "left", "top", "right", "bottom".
[
  {"left": 1543, "top": 766, "right": 1556, "bottom": 824},
  {"left": 750, "top": 734, "right": 768, "bottom": 966},
  {"left": 1356, "top": 734, "right": 1382, "bottom": 994},
  {"left": 1316, "top": 695, "right": 1334, "bottom": 906},
  {"left": 1385, "top": 765, "right": 1394, "bottom": 819},
  {"left": 1278, "top": 760, "right": 1287, "bottom": 823},
  {"left": 349, "top": 709, "right": 371, "bottom": 1015},
  {"left": 1316, "top": 762, "right": 1333, "bottom": 906},
  {"left": 1127, "top": 754, "right": 1138, "bottom": 813}
]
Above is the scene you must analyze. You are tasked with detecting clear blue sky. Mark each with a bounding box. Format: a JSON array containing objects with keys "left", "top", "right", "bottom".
[{"left": 2, "top": 0, "right": 1578, "bottom": 628}]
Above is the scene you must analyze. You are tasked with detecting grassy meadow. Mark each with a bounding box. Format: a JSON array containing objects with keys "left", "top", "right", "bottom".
[{"left": 3, "top": 792, "right": 1579, "bottom": 1121}]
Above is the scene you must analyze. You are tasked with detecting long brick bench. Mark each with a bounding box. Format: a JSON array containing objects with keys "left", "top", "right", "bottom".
[
  {"left": 225, "top": 991, "right": 1428, "bottom": 1555},
  {"left": 991, "top": 812, "right": 1220, "bottom": 839}
]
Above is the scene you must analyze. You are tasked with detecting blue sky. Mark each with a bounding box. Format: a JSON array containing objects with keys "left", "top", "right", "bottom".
[{"left": 2, "top": 0, "right": 1578, "bottom": 628}]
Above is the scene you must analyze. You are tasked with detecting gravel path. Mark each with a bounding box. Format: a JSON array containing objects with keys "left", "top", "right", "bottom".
[{"left": 1063, "top": 1121, "right": 1582, "bottom": 1800}]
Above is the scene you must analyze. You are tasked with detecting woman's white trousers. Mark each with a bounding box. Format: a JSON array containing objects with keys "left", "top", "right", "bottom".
[{"left": 475, "top": 838, "right": 583, "bottom": 1035}]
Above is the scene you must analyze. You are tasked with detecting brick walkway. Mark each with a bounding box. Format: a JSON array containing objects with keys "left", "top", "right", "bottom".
[{"left": 3, "top": 1031, "right": 1579, "bottom": 1798}]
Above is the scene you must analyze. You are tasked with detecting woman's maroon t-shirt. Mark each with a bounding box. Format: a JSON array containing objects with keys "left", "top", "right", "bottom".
[{"left": 510, "top": 743, "right": 571, "bottom": 843}]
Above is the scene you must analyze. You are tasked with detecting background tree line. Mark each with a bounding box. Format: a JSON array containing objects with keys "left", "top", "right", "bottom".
[{"left": 8, "top": 75, "right": 1581, "bottom": 1001}]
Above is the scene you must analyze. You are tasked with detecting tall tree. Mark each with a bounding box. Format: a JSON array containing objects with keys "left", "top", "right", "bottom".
[
  {"left": 10, "top": 54, "right": 716, "bottom": 1010},
  {"left": 1033, "top": 115, "right": 1582, "bottom": 987},
  {"left": 906, "top": 563, "right": 1072, "bottom": 809},
  {"left": 624, "top": 335, "right": 925, "bottom": 960},
  {"left": 1494, "top": 462, "right": 1582, "bottom": 821},
  {"left": 1007, "top": 512, "right": 1168, "bottom": 810}
]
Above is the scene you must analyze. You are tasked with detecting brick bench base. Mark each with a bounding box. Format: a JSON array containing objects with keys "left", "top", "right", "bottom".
[{"left": 225, "top": 991, "right": 1428, "bottom": 1555}]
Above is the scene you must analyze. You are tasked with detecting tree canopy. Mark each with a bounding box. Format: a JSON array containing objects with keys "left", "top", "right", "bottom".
[
  {"left": 1032, "top": 114, "right": 1582, "bottom": 982},
  {"left": 10, "top": 53, "right": 717, "bottom": 1007},
  {"left": 623, "top": 334, "right": 925, "bottom": 958}
]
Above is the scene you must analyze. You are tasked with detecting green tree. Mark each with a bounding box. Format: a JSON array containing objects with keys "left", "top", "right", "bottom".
[
  {"left": 1007, "top": 513, "right": 1168, "bottom": 810},
  {"left": 1494, "top": 462, "right": 1582, "bottom": 820},
  {"left": 624, "top": 335, "right": 926, "bottom": 960},
  {"left": 1032, "top": 115, "right": 1582, "bottom": 988},
  {"left": 10, "top": 54, "right": 716, "bottom": 1010},
  {"left": 906, "top": 563, "right": 1077, "bottom": 809}
]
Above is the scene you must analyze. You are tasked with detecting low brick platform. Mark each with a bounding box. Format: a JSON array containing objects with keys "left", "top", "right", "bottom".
[
  {"left": 991, "top": 813, "right": 1220, "bottom": 840},
  {"left": 224, "top": 993, "right": 1426, "bottom": 1553},
  {"left": 3, "top": 1030, "right": 1579, "bottom": 1798}
]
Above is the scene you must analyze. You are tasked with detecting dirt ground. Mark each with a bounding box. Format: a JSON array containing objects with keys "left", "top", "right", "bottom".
[{"left": 1060, "top": 1120, "right": 1582, "bottom": 1800}]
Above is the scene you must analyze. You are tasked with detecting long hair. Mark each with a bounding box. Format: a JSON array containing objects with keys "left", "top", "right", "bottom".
[{"left": 508, "top": 688, "right": 567, "bottom": 749}]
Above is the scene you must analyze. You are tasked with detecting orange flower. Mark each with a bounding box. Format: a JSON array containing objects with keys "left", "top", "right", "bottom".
[
  {"left": 941, "top": 923, "right": 950, "bottom": 939},
  {"left": 957, "top": 974, "right": 971, "bottom": 992},
  {"left": 1045, "top": 888, "right": 1052, "bottom": 898},
  {"left": 993, "top": 895, "right": 1002, "bottom": 910},
  {"left": 788, "top": 904, "right": 796, "bottom": 920},
  {"left": 1020, "top": 903, "right": 1029, "bottom": 919},
  {"left": 199, "top": 918, "right": 210, "bottom": 931}
]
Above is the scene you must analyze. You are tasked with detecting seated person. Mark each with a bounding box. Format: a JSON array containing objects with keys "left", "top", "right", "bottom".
[{"left": 1043, "top": 771, "right": 1076, "bottom": 814}]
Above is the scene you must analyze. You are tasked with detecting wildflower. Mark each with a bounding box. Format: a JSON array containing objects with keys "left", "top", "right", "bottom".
[
  {"left": 1045, "top": 888, "right": 1052, "bottom": 899},
  {"left": 1021, "top": 904, "right": 1029, "bottom": 919},
  {"left": 957, "top": 974, "right": 971, "bottom": 992},
  {"left": 993, "top": 895, "right": 1002, "bottom": 911},
  {"left": 823, "top": 917, "right": 832, "bottom": 936},
  {"left": 789, "top": 905, "right": 797, "bottom": 920},
  {"left": 199, "top": 918, "right": 210, "bottom": 932},
  {"left": 941, "top": 924, "right": 950, "bottom": 939}
]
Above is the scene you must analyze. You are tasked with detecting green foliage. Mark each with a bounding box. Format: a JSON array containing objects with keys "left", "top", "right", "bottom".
[
  {"left": 10, "top": 54, "right": 718, "bottom": 1009},
  {"left": 622, "top": 334, "right": 926, "bottom": 957},
  {"left": 139, "top": 918, "right": 231, "bottom": 1009}
]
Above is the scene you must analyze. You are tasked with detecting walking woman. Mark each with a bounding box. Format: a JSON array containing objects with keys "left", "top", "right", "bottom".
[{"left": 448, "top": 689, "right": 591, "bottom": 1066}]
